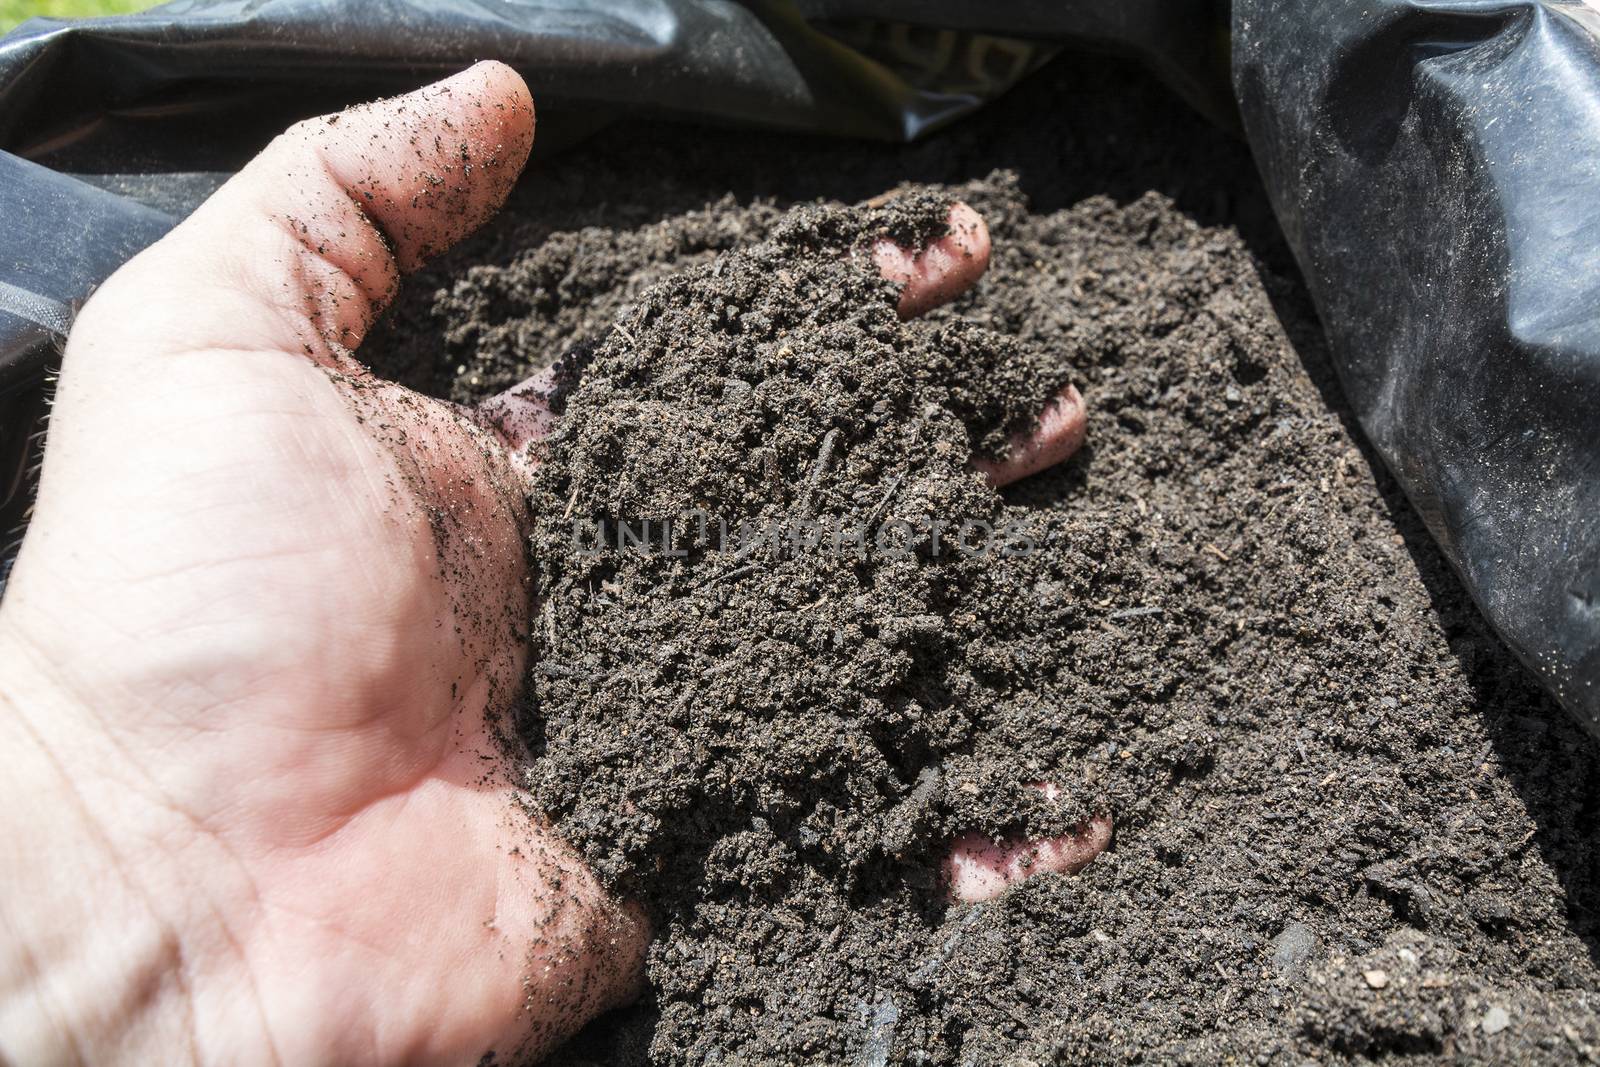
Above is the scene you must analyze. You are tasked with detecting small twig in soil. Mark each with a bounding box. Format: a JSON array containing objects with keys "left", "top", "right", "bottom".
[
  {"left": 1109, "top": 606, "right": 1164, "bottom": 620},
  {"left": 911, "top": 903, "right": 988, "bottom": 984},
  {"left": 612, "top": 322, "right": 636, "bottom": 346},
  {"left": 863, "top": 473, "right": 904, "bottom": 533},
  {"left": 795, "top": 427, "right": 840, "bottom": 518},
  {"left": 983, "top": 994, "right": 1033, "bottom": 1032},
  {"left": 706, "top": 563, "right": 760, "bottom": 586}
]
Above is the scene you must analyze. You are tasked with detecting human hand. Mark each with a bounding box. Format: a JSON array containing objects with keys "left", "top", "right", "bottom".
[
  {"left": 878, "top": 210, "right": 1113, "bottom": 903},
  {"left": 0, "top": 63, "right": 645, "bottom": 1067},
  {"left": 0, "top": 61, "right": 1101, "bottom": 1067}
]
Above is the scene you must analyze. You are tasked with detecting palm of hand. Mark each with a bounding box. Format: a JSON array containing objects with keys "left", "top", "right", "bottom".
[{"left": 0, "top": 64, "right": 639, "bottom": 1066}]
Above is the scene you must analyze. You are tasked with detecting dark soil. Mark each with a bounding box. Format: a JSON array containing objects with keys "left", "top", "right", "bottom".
[{"left": 366, "top": 56, "right": 1600, "bottom": 1066}]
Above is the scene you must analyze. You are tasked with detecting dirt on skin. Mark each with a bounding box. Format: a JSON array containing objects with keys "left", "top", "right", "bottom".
[{"left": 366, "top": 56, "right": 1600, "bottom": 1065}]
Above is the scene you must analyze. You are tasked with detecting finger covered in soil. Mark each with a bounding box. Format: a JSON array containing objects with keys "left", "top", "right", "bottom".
[
  {"left": 871, "top": 201, "right": 991, "bottom": 319},
  {"left": 153, "top": 61, "right": 533, "bottom": 368},
  {"left": 947, "top": 810, "right": 1112, "bottom": 903}
]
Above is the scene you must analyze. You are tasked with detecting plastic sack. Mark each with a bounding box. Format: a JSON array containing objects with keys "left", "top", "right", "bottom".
[
  {"left": 1, "top": 0, "right": 1598, "bottom": 738},
  {"left": 1236, "top": 0, "right": 1600, "bottom": 732}
]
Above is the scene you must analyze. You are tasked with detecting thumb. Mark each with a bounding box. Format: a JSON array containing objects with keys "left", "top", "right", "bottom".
[{"left": 78, "top": 61, "right": 533, "bottom": 370}]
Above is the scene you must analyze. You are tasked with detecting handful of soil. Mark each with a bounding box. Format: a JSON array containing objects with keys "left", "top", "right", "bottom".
[
  {"left": 522, "top": 190, "right": 1089, "bottom": 882},
  {"left": 518, "top": 192, "right": 1136, "bottom": 1062}
]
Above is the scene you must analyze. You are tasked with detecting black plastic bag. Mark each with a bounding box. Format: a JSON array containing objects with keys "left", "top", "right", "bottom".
[
  {"left": 1236, "top": 0, "right": 1600, "bottom": 732},
  {"left": 2, "top": 0, "right": 1598, "bottom": 737}
]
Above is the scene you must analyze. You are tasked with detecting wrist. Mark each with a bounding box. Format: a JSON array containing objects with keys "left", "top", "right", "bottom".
[{"left": 0, "top": 632, "right": 267, "bottom": 1066}]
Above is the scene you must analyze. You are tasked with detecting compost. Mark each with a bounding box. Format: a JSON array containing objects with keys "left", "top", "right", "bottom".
[{"left": 367, "top": 56, "right": 1600, "bottom": 1065}]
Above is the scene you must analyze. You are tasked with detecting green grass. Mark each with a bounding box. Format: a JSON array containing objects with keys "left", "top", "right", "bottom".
[{"left": 0, "top": 0, "right": 157, "bottom": 33}]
